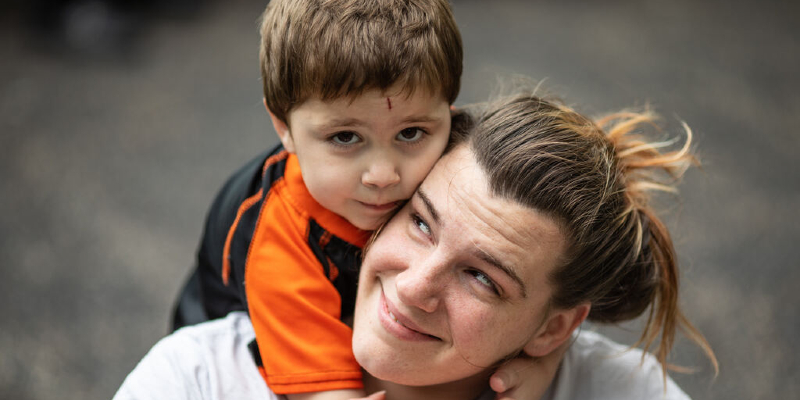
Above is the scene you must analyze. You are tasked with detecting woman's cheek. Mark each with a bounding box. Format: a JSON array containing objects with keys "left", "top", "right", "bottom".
[
  {"left": 451, "top": 305, "right": 494, "bottom": 351},
  {"left": 384, "top": 222, "right": 419, "bottom": 258},
  {"left": 458, "top": 304, "right": 529, "bottom": 366},
  {"left": 369, "top": 237, "right": 410, "bottom": 274}
]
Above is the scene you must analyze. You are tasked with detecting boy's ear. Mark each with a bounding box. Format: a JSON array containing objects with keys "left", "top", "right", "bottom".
[
  {"left": 264, "top": 98, "right": 296, "bottom": 153},
  {"left": 522, "top": 303, "right": 590, "bottom": 357}
]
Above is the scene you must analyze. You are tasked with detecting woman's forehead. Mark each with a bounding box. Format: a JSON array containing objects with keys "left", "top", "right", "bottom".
[
  {"left": 420, "top": 147, "right": 568, "bottom": 285},
  {"left": 426, "top": 147, "right": 563, "bottom": 240}
]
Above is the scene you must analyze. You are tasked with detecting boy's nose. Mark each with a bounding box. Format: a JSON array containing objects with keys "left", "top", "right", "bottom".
[{"left": 362, "top": 162, "right": 400, "bottom": 189}]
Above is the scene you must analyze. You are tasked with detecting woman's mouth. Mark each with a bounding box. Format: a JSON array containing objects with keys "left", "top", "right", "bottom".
[{"left": 379, "top": 291, "right": 440, "bottom": 341}]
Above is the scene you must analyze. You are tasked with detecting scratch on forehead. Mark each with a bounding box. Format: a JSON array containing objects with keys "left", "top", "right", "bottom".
[{"left": 386, "top": 97, "right": 392, "bottom": 110}]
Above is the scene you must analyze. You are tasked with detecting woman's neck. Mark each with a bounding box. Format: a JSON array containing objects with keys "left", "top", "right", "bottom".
[{"left": 362, "top": 369, "right": 493, "bottom": 400}]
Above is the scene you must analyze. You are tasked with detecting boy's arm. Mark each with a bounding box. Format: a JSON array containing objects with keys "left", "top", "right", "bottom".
[
  {"left": 244, "top": 182, "right": 364, "bottom": 395},
  {"left": 489, "top": 341, "right": 568, "bottom": 400},
  {"left": 245, "top": 238, "right": 364, "bottom": 393}
]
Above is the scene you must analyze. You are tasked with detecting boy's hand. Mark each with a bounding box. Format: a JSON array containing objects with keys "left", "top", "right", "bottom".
[
  {"left": 288, "top": 389, "right": 367, "bottom": 400},
  {"left": 490, "top": 342, "right": 569, "bottom": 400},
  {"left": 349, "top": 390, "right": 386, "bottom": 400}
]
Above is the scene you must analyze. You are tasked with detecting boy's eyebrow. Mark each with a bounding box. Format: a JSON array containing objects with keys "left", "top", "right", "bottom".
[
  {"left": 401, "top": 115, "right": 442, "bottom": 124},
  {"left": 417, "top": 187, "right": 527, "bottom": 298},
  {"left": 317, "top": 115, "right": 443, "bottom": 129},
  {"left": 318, "top": 117, "right": 365, "bottom": 128},
  {"left": 402, "top": 115, "right": 449, "bottom": 124}
]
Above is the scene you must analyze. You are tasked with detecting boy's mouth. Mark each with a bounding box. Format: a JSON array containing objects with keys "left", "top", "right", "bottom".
[{"left": 358, "top": 201, "right": 401, "bottom": 212}]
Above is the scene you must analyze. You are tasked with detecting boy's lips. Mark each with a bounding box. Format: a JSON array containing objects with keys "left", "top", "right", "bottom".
[{"left": 358, "top": 200, "right": 401, "bottom": 212}]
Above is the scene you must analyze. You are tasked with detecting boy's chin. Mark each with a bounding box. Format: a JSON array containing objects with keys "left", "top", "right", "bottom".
[
  {"left": 349, "top": 220, "right": 379, "bottom": 231},
  {"left": 349, "top": 214, "right": 391, "bottom": 231}
]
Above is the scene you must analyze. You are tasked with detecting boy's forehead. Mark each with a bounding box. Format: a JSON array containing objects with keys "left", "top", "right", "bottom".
[
  {"left": 312, "top": 84, "right": 446, "bottom": 106},
  {"left": 290, "top": 88, "right": 450, "bottom": 129}
]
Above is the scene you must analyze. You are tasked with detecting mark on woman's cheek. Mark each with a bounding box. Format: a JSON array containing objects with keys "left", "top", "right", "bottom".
[{"left": 387, "top": 97, "right": 392, "bottom": 110}]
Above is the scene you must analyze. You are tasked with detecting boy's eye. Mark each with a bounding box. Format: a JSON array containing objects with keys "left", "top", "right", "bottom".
[
  {"left": 331, "top": 131, "right": 360, "bottom": 145},
  {"left": 397, "top": 127, "right": 425, "bottom": 142}
]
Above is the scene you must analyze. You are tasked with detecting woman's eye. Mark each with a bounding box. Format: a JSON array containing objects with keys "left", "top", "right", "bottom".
[
  {"left": 397, "top": 127, "right": 425, "bottom": 142},
  {"left": 411, "top": 213, "right": 431, "bottom": 236},
  {"left": 331, "top": 131, "right": 360, "bottom": 145},
  {"left": 469, "top": 270, "right": 499, "bottom": 294}
]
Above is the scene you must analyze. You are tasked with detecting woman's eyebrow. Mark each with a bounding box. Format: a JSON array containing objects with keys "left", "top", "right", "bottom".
[
  {"left": 417, "top": 187, "right": 527, "bottom": 298},
  {"left": 474, "top": 248, "right": 527, "bottom": 298},
  {"left": 415, "top": 189, "right": 440, "bottom": 226}
]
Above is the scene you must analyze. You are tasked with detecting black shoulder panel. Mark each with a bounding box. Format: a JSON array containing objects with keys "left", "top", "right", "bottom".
[
  {"left": 306, "top": 219, "right": 363, "bottom": 321},
  {"left": 174, "top": 144, "right": 287, "bottom": 328}
]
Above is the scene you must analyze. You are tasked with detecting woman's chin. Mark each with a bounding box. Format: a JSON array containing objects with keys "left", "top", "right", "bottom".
[
  {"left": 356, "top": 352, "right": 435, "bottom": 386},
  {"left": 367, "top": 367, "right": 437, "bottom": 387},
  {"left": 361, "top": 358, "right": 477, "bottom": 388},
  {"left": 354, "top": 337, "right": 482, "bottom": 388}
]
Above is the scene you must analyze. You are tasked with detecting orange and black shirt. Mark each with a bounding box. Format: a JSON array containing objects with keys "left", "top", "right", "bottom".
[{"left": 174, "top": 144, "right": 369, "bottom": 394}]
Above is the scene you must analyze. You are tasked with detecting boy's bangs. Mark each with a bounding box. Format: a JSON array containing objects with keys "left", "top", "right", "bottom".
[
  {"left": 310, "top": 57, "right": 449, "bottom": 104},
  {"left": 260, "top": 0, "right": 462, "bottom": 121},
  {"left": 298, "top": 26, "right": 457, "bottom": 104}
]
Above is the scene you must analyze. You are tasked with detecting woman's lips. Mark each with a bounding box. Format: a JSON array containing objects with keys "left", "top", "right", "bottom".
[{"left": 379, "top": 290, "right": 440, "bottom": 341}]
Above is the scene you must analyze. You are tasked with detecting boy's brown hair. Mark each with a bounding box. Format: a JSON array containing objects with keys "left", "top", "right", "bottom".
[{"left": 259, "top": 0, "right": 463, "bottom": 123}]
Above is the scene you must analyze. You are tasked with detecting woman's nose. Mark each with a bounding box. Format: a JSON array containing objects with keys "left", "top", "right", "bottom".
[
  {"left": 362, "top": 161, "right": 400, "bottom": 189},
  {"left": 395, "top": 259, "right": 443, "bottom": 313}
]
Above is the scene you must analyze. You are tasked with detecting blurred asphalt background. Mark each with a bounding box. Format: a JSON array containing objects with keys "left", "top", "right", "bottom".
[{"left": 1, "top": 0, "right": 798, "bottom": 398}]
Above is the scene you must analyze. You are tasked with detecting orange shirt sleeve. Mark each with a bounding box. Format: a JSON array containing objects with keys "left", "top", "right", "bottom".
[{"left": 244, "top": 177, "right": 363, "bottom": 394}]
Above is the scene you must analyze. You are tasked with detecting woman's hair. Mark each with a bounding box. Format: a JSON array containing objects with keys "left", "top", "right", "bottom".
[{"left": 466, "top": 92, "right": 717, "bottom": 375}]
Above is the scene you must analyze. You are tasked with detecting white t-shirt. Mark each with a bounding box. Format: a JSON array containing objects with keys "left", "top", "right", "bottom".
[
  {"left": 543, "top": 330, "right": 690, "bottom": 400},
  {"left": 114, "top": 312, "right": 281, "bottom": 400},
  {"left": 114, "top": 313, "right": 689, "bottom": 400}
]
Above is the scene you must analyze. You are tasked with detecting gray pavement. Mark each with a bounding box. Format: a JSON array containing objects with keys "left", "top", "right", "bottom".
[{"left": 1, "top": 0, "right": 797, "bottom": 399}]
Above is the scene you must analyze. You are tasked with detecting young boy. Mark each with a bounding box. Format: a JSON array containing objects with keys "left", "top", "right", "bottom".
[{"left": 173, "top": 0, "right": 462, "bottom": 399}]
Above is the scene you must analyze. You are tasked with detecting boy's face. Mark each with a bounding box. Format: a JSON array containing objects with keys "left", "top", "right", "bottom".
[{"left": 270, "top": 86, "right": 452, "bottom": 230}]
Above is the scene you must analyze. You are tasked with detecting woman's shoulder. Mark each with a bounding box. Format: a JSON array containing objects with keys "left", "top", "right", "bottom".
[
  {"left": 544, "top": 330, "right": 691, "bottom": 400},
  {"left": 170, "top": 311, "right": 256, "bottom": 343},
  {"left": 114, "top": 313, "right": 280, "bottom": 400}
]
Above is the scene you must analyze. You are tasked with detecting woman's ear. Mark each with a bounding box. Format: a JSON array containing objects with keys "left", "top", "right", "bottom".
[
  {"left": 522, "top": 303, "right": 590, "bottom": 357},
  {"left": 264, "top": 98, "right": 295, "bottom": 153}
]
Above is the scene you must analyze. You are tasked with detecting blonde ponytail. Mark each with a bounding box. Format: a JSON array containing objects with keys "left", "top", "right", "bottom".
[
  {"left": 600, "top": 113, "right": 717, "bottom": 377},
  {"left": 469, "top": 93, "right": 718, "bottom": 379}
]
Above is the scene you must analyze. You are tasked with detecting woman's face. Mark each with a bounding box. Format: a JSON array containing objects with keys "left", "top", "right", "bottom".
[{"left": 352, "top": 146, "right": 569, "bottom": 386}]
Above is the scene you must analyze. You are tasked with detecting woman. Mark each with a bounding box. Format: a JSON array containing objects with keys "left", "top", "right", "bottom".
[{"left": 115, "top": 92, "right": 716, "bottom": 400}]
